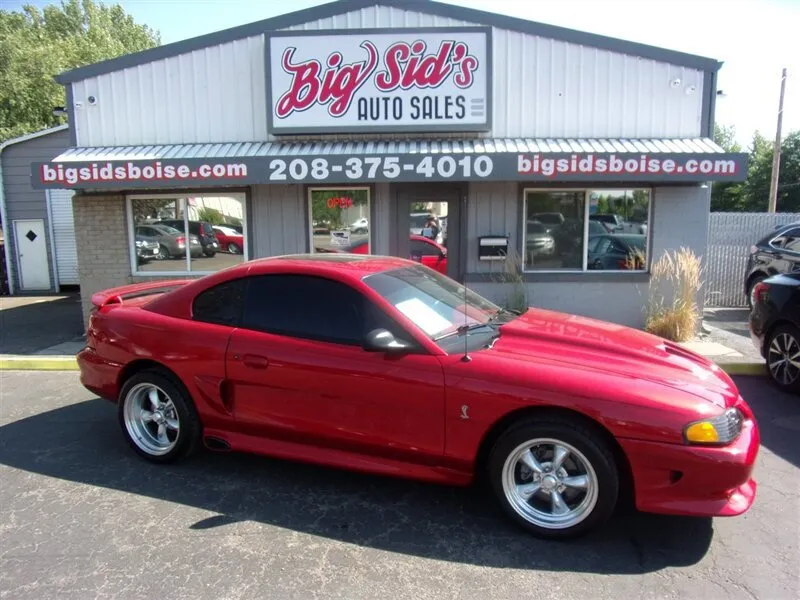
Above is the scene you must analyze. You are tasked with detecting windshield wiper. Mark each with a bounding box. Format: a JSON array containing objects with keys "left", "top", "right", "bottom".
[{"left": 433, "top": 322, "right": 491, "bottom": 342}]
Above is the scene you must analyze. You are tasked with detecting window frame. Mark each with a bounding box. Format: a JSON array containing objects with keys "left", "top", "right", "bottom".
[
  {"left": 126, "top": 191, "right": 249, "bottom": 277},
  {"left": 307, "top": 186, "right": 371, "bottom": 255},
  {"left": 521, "top": 187, "right": 653, "bottom": 274}
]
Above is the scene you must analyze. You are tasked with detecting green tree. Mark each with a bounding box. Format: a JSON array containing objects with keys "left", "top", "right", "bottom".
[
  {"left": 196, "top": 207, "right": 225, "bottom": 225},
  {"left": 741, "top": 131, "right": 775, "bottom": 212},
  {"left": 710, "top": 124, "right": 745, "bottom": 211},
  {"left": 0, "top": 0, "right": 159, "bottom": 142}
]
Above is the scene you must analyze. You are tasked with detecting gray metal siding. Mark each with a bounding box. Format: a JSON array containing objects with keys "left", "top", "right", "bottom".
[
  {"left": 70, "top": 6, "right": 704, "bottom": 146},
  {"left": 2, "top": 128, "right": 71, "bottom": 292},
  {"left": 466, "top": 184, "right": 710, "bottom": 328},
  {"left": 250, "top": 184, "right": 306, "bottom": 257}
]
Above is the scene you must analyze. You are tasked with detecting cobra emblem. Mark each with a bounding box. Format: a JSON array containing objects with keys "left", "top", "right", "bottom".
[{"left": 460, "top": 405, "right": 470, "bottom": 420}]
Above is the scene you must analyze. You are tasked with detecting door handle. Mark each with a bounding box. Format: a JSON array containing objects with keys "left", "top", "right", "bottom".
[{"left": 242, "top": 354, "right": 269, "bottom": 369}]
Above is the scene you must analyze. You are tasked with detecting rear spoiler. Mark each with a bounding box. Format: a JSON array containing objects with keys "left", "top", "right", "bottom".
[{"left": 90, "top": 279, "right": 193, "bottom": 310}]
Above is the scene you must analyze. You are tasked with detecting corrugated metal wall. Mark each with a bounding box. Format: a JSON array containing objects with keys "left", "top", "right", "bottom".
[
  {"left": 1, "top": 128, "right": 71, "bottom": 293},
  {"left": 70, "top": 5, "right": 704, "bottom": 147},
  {"left": 47, "top": 189, "right": 79, "bottom": 285},
  {"left": 705, "top": 213, "right": 800, "bottom": 307}
]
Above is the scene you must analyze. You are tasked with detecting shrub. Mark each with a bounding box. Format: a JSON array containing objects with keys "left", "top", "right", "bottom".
[
  {"left": 493, "top": 249, "right": 528, "bottom": 313},
  {"left": 645, "top": 248, "right": 703, "bottom": 342}
]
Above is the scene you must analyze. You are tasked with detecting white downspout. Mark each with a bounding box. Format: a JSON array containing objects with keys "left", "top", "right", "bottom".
[{"left": 45, "top": 189, "right": 61, "bottom": 293}]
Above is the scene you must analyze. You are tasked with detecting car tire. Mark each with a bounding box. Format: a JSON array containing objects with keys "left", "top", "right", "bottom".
[
  {"left": 118, "top": 370, "right": 202, "bottom": 464},
  {"left": 766, "top": 323, "right": 800, "bottom": 393},
  {"left": 488, "top": 418, "right": 619, "bottom": 539},
  {"left": 157, "top": 244, "right": 171, "bottom": 260},
  {"left": 203, "top": 250, "right": 216, "bottom": 258},
  {"left": 227, "top": 243, "right": 241, "bottom": 254},
  {"left": 747, "top": 274, "right": 766, "bottom": 309}
]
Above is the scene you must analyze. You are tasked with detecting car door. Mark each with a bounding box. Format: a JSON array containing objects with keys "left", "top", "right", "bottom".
[
  {"left": 224, "top": 274, "right": 446, "bottom": 464},
  {"left": 410, "top": 238, "right": 447, "bottom": 274}
]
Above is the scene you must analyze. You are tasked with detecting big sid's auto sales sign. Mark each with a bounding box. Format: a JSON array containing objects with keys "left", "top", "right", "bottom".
[{"left": 266, "top": 28, "right": 491, "bottom": 134}]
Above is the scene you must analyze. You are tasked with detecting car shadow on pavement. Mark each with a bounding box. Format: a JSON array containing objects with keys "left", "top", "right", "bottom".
[
  {"left": 734, "top": 376, "right": 800, "bottom": 469},
  {"left": 0, "top": 294, "right": 84, "bottom": 354},
  {"left": 0, "top": 398, "right": 714, "bottom": 574}
]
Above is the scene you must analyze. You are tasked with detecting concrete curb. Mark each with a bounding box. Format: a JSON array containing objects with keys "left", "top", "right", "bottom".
[
  {"left": 0, "top": 356, "right": 79, "bottom": 371},
  {"left": 716, "top": 362, "right": 767, "bottom": 377}
]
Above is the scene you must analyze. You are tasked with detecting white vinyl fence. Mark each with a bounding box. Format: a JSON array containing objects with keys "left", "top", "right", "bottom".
[{"left": 705, "top": 212, "right": 800, "bottom": 307}]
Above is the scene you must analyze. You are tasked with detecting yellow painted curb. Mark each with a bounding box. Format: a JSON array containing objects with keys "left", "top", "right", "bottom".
[
  {"left": 716, "top": 362, "right": 767, "bottom": 376},
  {"left": 0, "top": 356, "right": 79, "bottom": 371}
]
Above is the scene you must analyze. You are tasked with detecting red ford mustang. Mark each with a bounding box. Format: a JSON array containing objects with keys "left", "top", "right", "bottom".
[{"left": 78, "top": 255, "right": 760, "bottom": 538}]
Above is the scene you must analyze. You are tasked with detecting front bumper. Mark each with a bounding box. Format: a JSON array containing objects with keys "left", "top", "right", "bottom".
[{"left": 619, "top": 415, "right": 760, "bottom": 517}]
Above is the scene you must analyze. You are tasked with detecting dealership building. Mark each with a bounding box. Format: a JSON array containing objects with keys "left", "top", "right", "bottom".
[{"left": 28, "top": 0, "right": 747, "bottom": 326}]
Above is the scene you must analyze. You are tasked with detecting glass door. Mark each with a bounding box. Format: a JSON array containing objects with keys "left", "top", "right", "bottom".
[{"left": 394, "top": 184, "right": 463, "bottom": 282}]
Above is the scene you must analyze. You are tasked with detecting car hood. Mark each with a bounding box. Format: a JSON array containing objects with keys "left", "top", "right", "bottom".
[{"left": 494, "top": 308, "right": 737, "bottom": 408}]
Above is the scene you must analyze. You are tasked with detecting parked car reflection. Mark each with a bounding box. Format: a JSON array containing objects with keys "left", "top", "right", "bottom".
[
  {"left": 525, "top": 221, "right": 556, "bottom": 259},
  {"left": 212, "top": 226, "right": 244, "bottom": 254},
  {"left": 135, "top": 224, "right": 203, "bottom": 260},
  {"left": 316, "top": 235, "right": 448, "bottom": 274},
  {"left": 587, "top": 234, "right": 646, "bottom": 270},
  {"left": 135, "top": 235, "right": 159, "bottom": 265}
]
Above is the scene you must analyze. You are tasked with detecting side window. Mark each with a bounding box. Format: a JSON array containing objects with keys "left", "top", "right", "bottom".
[
  {"left": 192, "top": 279, "right": 246, "bottom": 326},
  {"left": 242, "top": 275, "right": 366, "bottom": 346},
  {"left": 594, "top": 238, "right": 612, "bottom": 254},
  {"left": 587, "top": 236, "right": 603, "bottom": 253},
  {"left": 610, "top": 240, "right": 628, "bottom": 254},
  {"left": 783, "top": 229, "right": 800, "bottom": 253}
]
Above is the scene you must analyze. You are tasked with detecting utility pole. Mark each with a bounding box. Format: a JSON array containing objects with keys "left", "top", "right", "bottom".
[{"left": 768, "top": 68, "right": 788, "bottom": 213}]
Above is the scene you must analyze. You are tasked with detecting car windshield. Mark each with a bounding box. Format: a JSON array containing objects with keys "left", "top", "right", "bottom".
[
  {"left": 364, "top": 265, "right": 504, "bottom": 343},
  {"left": 409, "top": 214, "right": 430, "bottom": 229},
  {"left": 154, "top": 225, "right": 181, "bottom": 235},
  {"left": 527, "top": 222, "right": 549, "bottom": 234}
]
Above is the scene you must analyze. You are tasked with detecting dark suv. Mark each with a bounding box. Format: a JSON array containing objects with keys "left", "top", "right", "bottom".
[
  {"left": 745, "top": 222, "right": 800, "bottom": 307},
  {"left": 158, "top": 220, "right": 220, "bottom": 257}
]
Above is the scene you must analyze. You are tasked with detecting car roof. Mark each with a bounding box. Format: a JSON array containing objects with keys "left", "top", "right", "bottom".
[{"left": 247, "top": 254, "right": 416, "bottom": 277}]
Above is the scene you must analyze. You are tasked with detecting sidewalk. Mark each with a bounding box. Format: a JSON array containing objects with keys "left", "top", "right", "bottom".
[{"left": 0, "top": 294, "right": 84, "bottom": 370}]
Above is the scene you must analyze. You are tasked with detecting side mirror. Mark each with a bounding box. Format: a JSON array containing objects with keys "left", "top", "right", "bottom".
[
  {"left": 438, "top": 250, "right": 446, "bottom": 261},
  {"left": 363, "top": 328, "right": 413, "bottom": 353}
]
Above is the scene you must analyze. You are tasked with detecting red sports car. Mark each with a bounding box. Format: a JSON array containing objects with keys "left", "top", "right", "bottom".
[
  {"left": 78, "top": 255, "right": 759, "bottom": 538},
  {"left": 331, "top": 235, "right": 448, "bottom": 274},
  {"left": 212, "top": 226, "right": 244, "bottom": 254}
]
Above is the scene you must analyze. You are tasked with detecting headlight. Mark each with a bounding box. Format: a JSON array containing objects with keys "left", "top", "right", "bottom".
[
  {"left": 684, "top": 408, "right": 743, "bottom": 444},
  {"left": 135, "top": 240, "right": 143, "bottom": 247}
]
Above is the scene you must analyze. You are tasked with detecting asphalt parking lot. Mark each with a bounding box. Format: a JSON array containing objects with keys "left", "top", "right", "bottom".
[{"left": 0, "top": 372, "right": 798, "bottom": 600}]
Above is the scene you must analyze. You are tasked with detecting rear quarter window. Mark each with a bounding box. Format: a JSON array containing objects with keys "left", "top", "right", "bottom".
[{"left": 192, "top": 279, "right": 246, "bottom": 326}]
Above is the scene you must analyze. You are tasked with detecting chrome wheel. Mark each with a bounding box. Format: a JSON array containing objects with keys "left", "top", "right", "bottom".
[
  {"left": 501, "top": 438, "right": 599, "bottom": 530},
  {"left": 123, "top": 383, "right": 180, "bottom": 456},
  {"left": 768, "top": 332, "right": 800, "bottom": 386},
  {"left": 227, "top": 243, "right": 240, "bottom": 254}
]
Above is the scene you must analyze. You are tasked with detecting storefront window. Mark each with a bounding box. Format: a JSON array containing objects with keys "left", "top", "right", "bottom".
[
  {"left": 128, "top": 193, "right": 246, "bottom": 274},
  {"left": 523, "top": 191, "right": 584, "bottom": 270},
  {"left": 522, "top": 189, "right": 650, "bottom": 272},
  {"left": 309, "top": 188, "right": 370, "bottom": 254}
]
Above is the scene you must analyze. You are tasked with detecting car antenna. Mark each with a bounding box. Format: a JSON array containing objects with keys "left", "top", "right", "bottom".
[{"left": 461, "top": 279, "right": 472, "bottom": 363}]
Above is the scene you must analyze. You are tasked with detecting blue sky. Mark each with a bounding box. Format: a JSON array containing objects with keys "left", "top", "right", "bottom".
[{"left": 5, "top": 0, "right": 798, "bottom": 147}]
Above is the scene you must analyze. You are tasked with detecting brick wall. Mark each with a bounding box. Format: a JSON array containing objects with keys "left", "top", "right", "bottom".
[{"left": 72, "top": 193, "right": 193, "bottom": 328}]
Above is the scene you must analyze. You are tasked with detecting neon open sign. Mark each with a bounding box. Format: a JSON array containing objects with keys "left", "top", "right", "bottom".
[{"left": 327, "top": 196, "right": 353, "bottom": 209}]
